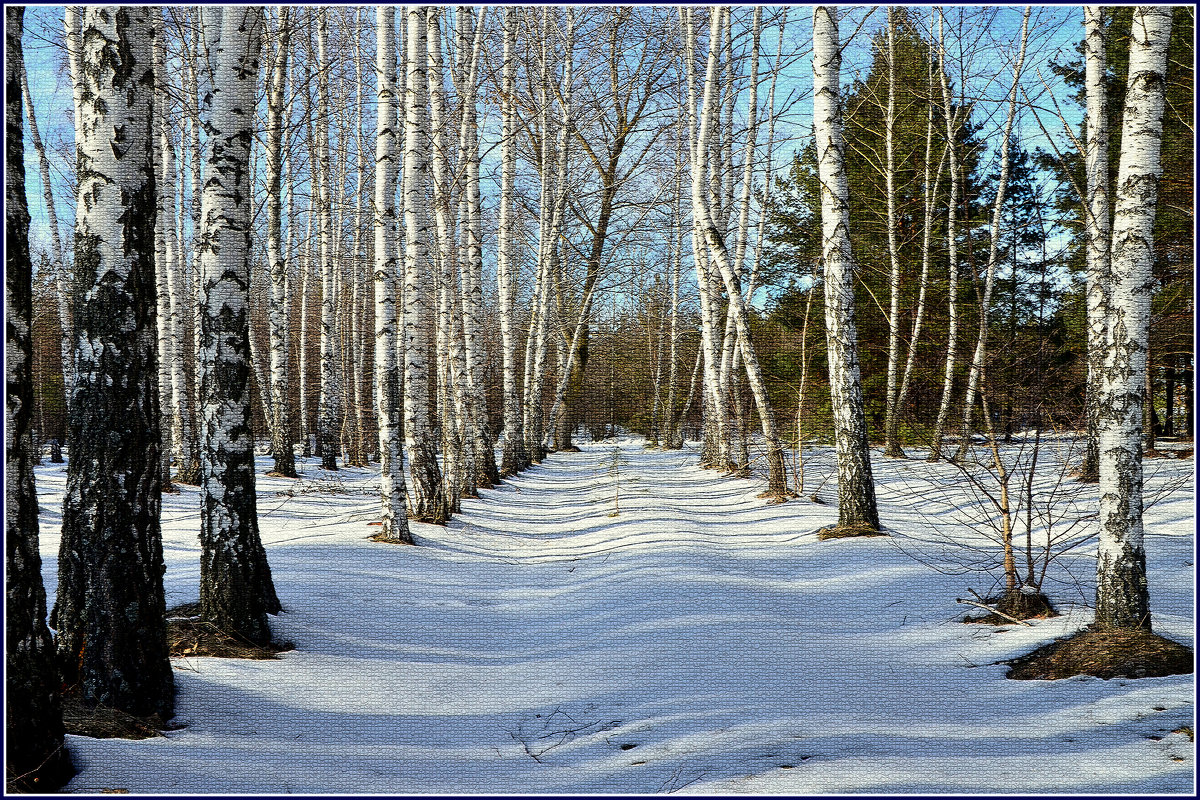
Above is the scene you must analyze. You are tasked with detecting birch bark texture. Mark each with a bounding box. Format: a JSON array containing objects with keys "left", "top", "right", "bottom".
[
  {"left": 497, "top": 9, "right": 528, "bottom": 477},
  {"left": 1079, "top": 6, "right": 1111, "bottom": 483},
  {"left": 1094, "top": 6, "right": 1173, "bottom": 631},
  {"left": 812, "top": 5, "right": 881, "bottom": 532},
  {"left": 928, "top": 10, "right": 963, "bottom": 462},
  {"left": 265, "top": 7, "right": 297, "bottom": 478},
  {"left": 316, "top": 10, "right": 340, "bottom": 470},
  {"left": 881, "top": 8, "right": 905, "bottom": 458},
  {"left": 6, "top": 7, "right": 74, "bottom": 789},
  {"left": 52, "top": 5, "right": 175, "bottom": 718},
  {"left": 196, "top": 7, "right": 280, "bottom": 645},
  {"left": 373, "top": 6, "right": 412, "bottom": 545},
  {"left": 402, "top": 7, "right": 448, "bottom": 524}
]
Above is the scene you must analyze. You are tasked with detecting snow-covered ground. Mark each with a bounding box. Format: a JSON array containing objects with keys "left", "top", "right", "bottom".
[{"left": 34, "top": 436, "right": 1195, "bottom": 794}]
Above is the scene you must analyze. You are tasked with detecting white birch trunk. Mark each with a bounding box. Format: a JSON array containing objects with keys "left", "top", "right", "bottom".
[
  {"left": 151, "top": 20, "right": 174, "bottom": 489},
  {"left": 694, "top": 7, "right": 789, "bottom": 498},
  {"left": 373, "top": 6, "right": 412, "bottom": 545},
  {"left": 682, "top": 7, "right": 732, "bottom": 471},
  {"left": 813, "top": 5, "right": 880, "bottom": 530},
  {"left": 316, "top": 11, "right": 339, "bottom": 470},
  {"left": 895, "top": 19, "right": 946, "bottom": 459},
  {"left": 455, "top": 7, "right": 499, "bottom": 487},
  {"left": 54, "top": 3, "right": 176, "bottom": 717},
  {"left": 196, "top": 6, "right": 279, "bottom": 642},
  {"left": 349, "top": 17, "right": 369, "bottom": 467},
  {"left": 929, "top": 11, "right": 963, "bottom": 462},
  {"left": 881, "top": 8, "right": 905, "bottom": 458},
  {"left": 402, "top": 7, "right": 447, "bottom": 524},
  {"left": 1094, "top": 6, "right": 1172, "bottom": 630},
  {"left": 1079, "top": 6, "right": 1111, "bottom": 482},
  {"left": 427, "top": 7, "right": 470, "bottom": 509},
  {"left": 265, "top": 6, "right": 296, "bottom": 478},
  {"left": 497, "top": 9, "right": 527, "bottom": 476}
]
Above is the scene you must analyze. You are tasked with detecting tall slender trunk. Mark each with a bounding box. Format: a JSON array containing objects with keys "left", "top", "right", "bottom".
[
  {"left": 813, "top": 5, "right": 880, "bottom": 531},
  {"left": 373, "top": 6, "right": 412, "bottom": 545},
  {"left": 157, "top": 52, "right": 199, "bottom": 486},
  {"left": 196, "top": 7, "right": 280, "bottom": 644},
  {"left": 151, "top": 22, "right": 175, "bottom": 491},
  {"left": 266, "top": 7, "right": 296, "bottom": 478},
  {"left": 6, "top": 8, "right": 74, "bottom": 788},
  {"left": 896, "top": 22, "right": 946, "bottom": 456},
  {"left": 683, "top": 7, "right": 732, "bottom": 471},
  {"left": 316, "top": 11, "right": 339, "bottom": 470},
  {"left": 955, "top": 7, "right": 1031, "bottom": 463},
  {"left": 349, "top": 17, "right": 369, "bottom": 467},
  {"left": 1078, "top": 6, "right": 1110, "bottom": 483},
  {"left": 929, "top": 11, "right": 963, "bottom": 462},
  {"left": 882, "top": 8, "right": 905, "bottom": 458},
  {"left": 456, "top": 7, "right": 499, "bottom": 487},
  {"left": 53, "top": 5, "right": 175, "bottom": 717},
  {"left": 21, "top": 67, "right": 75, "bottom": 407},
  {"left": 1094, "top": 6, "right": 1172, "bottom": 631},
  {"left": 402, "top": 7, "right": 447, "bottom": 524},
  {"left": 427, "top": 7, "right": 470, "bottom": 509},
  {"left": 497, "top": 8, "right": 527, "bottom": 476},
  {"left": 693, "top": 7, "right": 789, "bottom": 498}
]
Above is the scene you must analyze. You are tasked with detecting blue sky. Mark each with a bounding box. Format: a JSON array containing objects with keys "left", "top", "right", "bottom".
[{"left": 17, "top": 5, "right": 1090, "bottom": 286}]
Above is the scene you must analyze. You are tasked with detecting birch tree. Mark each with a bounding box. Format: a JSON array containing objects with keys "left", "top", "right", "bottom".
[
  {"left": 1094, "top": 6, "right": 1172, "bottom": 630},
  {"left": 954, "top": 7, "right": 1031, "bottom": 463},
  {"left": 682, "top": 7, "right": 733, "bottom": 471},
  {"left": 402, "top": 7, "right": 448, "bottom": 524},
  {"left": 52, "top": 5, "right": 175, "bottom": 717},
  {"left": 928, "top": 10, "right": 965, "bottom": 462},
  {"left": 150, "top": 19, "right": 178, "bottom": 490},
  {"left": 316, "top": 10, "right": 340, "bottom": 470},
  {"left": 813, "top": 5, "right": 880, "bottom": 533},
  {"left": 6, "top": 8, "right": 73, "bottom": 788},
  {"left": 372, "top": 6, "right": 412, "bottom": 545},
  {"left": 158, "top": 51, "right": 199, "bottom": 486},
  {"left": 20, "top": 67, "right": 75, "bottom": 409},
  {"left": 196, "top": 6, "right": 281, "bottom": 645},
  {"left": 1077, "top": 6, "right": 1110, "bottom": 483},
  {"left": 881, "top": 8, "right": 905, "bottom": 458},
  {"left": 455, "top": 7, "right": 499, "bottom": 487},
  {"left": 894, "top": 13, "right": 946, "bottom": 459},
  {"left": 692, "top": 6, "right": 790, "bottom": 499},
  {"left": 265, "top": 6, "right": 297, "bottom": 478},
  {"left": 497, "top": 8, "right": 528, "bottom": 476}
]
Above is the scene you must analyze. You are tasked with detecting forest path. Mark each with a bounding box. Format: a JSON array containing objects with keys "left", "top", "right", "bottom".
[
  {"left": 428, "top": 437, "right": 809, "bottom": 561},
  {"left": 42, "top": 437, "right": 1194, "bottom": 794}
]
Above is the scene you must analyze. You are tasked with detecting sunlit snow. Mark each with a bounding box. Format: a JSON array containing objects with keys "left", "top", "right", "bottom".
[{"left": 34, "top": 436, "right": 1194, "bottom": 794}]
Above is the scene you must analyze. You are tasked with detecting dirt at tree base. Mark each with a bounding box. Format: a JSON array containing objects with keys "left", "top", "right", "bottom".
[
  {"left": 1006, "top": 627, "right": 1194, "bottom": 680},
  {"left": 817, "top": 523, "right": 887, "bottom": 541},
  {"left": 61, "top": 695, "right": 171, "bottom": 740},
  {"left": 965, "top": 591, "right": 1058, "bottom": 624},
  {"left": 166, "top": 604, "right": 293, "bottom": 659},
  {"left": 368, "top": 531, "right": 415, "bottom": 545}
]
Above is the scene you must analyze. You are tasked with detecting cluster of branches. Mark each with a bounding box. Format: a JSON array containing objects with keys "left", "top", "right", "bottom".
[{"left": 5, "top": 5, "right": 1185, "bottom": 791}]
